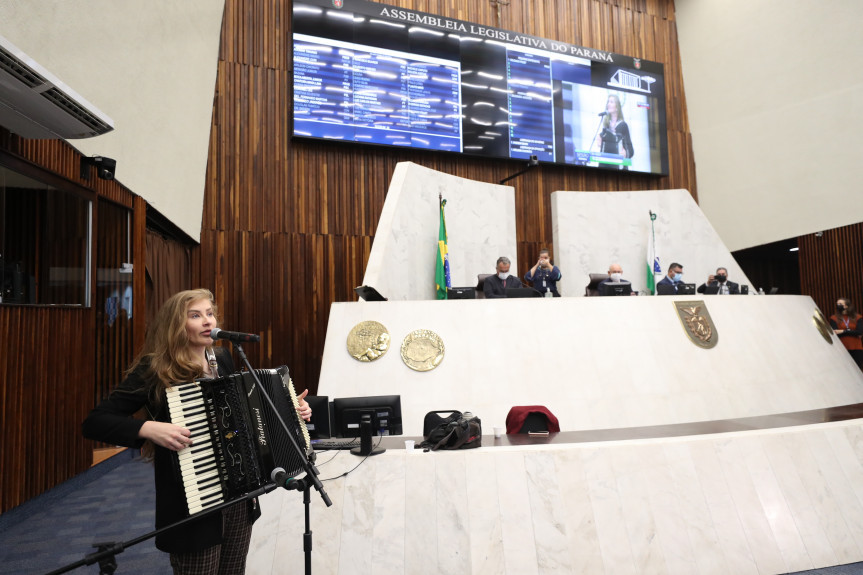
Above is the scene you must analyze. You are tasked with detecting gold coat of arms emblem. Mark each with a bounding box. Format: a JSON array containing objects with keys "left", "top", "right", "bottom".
[
  {"left": 812, "top": 308, "right": 834, "bottom": 344},
  {"left": 673, "top": 300, "right": 718, "bottom": 349}
]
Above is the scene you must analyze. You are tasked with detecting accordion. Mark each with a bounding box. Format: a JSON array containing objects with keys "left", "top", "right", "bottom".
[{"left": 166, "top": 366, "right": 311, "bottom": 516}]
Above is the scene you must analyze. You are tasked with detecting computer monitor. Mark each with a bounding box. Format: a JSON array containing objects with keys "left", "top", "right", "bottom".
[
  {"left": 656, "top": 283, "right": 695, "bottom": 295},
  {"left": 598, "top": 281, "right": 632, "bottom": 296},
  {"left": 332, "top": 395, "right": 403, "bottom": 438},
  {"left": 704, "top": 284, "right": 744, "bottom": 295},
  {"left": 505, "top": 287, "right": 542, "bottom": 298},
  {"left": 447, "top": 287, "right": 476, "bottom": 300},
  {"left": 304, "top": 395, "right": 331, "bottom": 439}
]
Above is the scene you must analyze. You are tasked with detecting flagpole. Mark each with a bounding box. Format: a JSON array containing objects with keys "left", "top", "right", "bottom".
[
  {"left": 436, "top": 193, "right": 451, "bottom": 299},
  {"left": 649, "top": 210, "right": 657, "bottom": 296}
]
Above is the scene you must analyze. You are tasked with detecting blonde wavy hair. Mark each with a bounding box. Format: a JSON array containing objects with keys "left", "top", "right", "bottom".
[
  {"left": 131, "top": 288, "right": 219, "bottom": 393},
  {"left": 129, "top": 289, "right": 218, "bottom": 396},
  {"left": 602, "top": 94, "right": 626, "bottom": 129},
  {"left": 133, "top": 289, "right": 219, "bottom": 459}
]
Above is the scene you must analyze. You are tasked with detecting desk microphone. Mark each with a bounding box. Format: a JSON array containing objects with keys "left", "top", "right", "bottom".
[{"left": 515, "top": 275, "right": 547, "bottom": 297}]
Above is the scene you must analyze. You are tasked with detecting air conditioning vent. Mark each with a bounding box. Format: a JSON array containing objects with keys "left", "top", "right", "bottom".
[
  {"left": 0, "top": 33, "right": 113, "bottom": 139},
  {"left": 42, "top": 87, "right": 112, "bottom": 134},
  {"left": 0, "top": 45, "right": 45, "bottom": 88}
]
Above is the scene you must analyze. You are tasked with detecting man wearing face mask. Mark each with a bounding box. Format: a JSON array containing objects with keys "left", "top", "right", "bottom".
[
  {"left": 656, "top": 262, "right": 684, "bottom": 293},
  {"left": 483, "top": 256, "right": 523, "bottom": 298},
  {"left": 524, "top": 249, "right": 562, "bottom": 297},
  {"left": 598, "top": 263, "right": 636, "bottom": 296},
  {"left": 829, "top": 298, "right": 863, "bottom": 369},
  {"left": 697, "top": 267, "right": 740, "bottom": 295}
]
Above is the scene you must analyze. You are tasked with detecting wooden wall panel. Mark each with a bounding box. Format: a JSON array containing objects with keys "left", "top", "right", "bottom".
[
  {"left": 0, "top": 135, "right": 133, "bottom": 209},
  {"left": 0, "top": 307, "right": 94, "bottom": 511},
  {"left": 0, "top": 130, "right": 144, "bottom": 513},
  {"left": 799, "top": 223, "right": 863, "bottom": 316},
  {"left": 199, "top": 229, "right": 370, "bottom": 390},
  {"left": 132, "top": 196, "right": 148, "bottom": 354},
  {"left": 200, "top": 0, "right": 693, "bottom": 391}
]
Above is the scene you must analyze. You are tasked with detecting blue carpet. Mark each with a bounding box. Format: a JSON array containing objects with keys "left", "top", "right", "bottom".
[{"left": 0, "top": 450, "right": 170, "bottom": 575}]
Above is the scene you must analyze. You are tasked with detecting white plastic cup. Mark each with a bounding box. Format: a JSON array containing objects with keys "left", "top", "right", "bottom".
[
  {"left": 404, "top": 439, "right": 415, "bottom": 451},
  {"left": 493, "top": 426, "right": 504, "bottom": 438}
]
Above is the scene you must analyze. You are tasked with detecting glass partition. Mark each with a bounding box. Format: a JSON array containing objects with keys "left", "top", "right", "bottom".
[{"left": 0, "top": 164, "right": 92, "bottom": 306}]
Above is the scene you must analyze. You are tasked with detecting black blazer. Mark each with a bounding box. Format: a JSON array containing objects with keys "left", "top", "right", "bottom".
[
  {"left": 82, "top": 346, "right": 260, "bottom": 554},
  {"left": 697, "top": 280, "right": 740, "bottom": 294},
  {"left": 483, "top": 274, "right": 523, "bottom": 298}
]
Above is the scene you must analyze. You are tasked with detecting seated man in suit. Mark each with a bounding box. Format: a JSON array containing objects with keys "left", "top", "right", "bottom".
[
  {"left": 697, "top": 267, "right": 740, "bottom": 295},
  {"left": 483, "top": 256, "right": 522, "bottom": 298},
  {"left": 598, "top": 263, "right": 636, "bottom": 296},
  {"left": 656, "top": 262, "right": 684, "bottom": 294}
]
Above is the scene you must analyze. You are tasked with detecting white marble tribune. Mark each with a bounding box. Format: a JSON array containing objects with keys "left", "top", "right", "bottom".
[
  {"left": 248, "top": 166, "right": 863, "bottom": 574},
  {"left": 551, "top": 189, "right": 753, "bottom": 297},
  {"left": 318, "top": 296, "right": 863, "bottom": 436},
  {"left": 362, "top": 162, "right": 517, "bottom": 301},
  {"left": 249, "top": 420, "right": 863, "bottom": 575}
]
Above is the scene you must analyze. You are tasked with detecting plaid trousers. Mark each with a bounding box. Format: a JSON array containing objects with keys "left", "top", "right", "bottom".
[{"left": 169, "top": 503, "right": 253, "bottom": 575}]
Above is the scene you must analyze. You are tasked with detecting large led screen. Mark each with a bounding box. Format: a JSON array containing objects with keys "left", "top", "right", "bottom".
[{"left": 293, "top": 0, "right": 668, "bottom": 175}]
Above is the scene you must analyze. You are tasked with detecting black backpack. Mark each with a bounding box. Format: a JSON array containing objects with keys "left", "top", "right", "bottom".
[{"left": 421, "top": 410, "right": 482, "bottom": 451}]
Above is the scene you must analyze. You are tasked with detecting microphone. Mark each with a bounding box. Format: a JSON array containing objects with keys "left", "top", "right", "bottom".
[
  {"left": 209, "top": 327, "right": 260, "bottom": 343},
  {"left": 516, "top": 275, "right": 544, "bottom": 296},
  {"left": 597, "top": 111, "right": 608, "bottom": 116}
]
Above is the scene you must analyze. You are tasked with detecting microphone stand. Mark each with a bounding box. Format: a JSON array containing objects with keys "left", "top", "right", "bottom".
[
  {"left": 276, "top": 471, "right": 317, "bottom": 575},
  {"left": 43, "top": 485, "right": 276, "bottom": 575},
  {"left": 49, "top": 342, "right": 331, "bottom": 575},
  {"left": 233, "top": 342, "right": 331, "bottom": 575},
  {"left": 589, "top": 115, "right": 605, "bottom": 155}
]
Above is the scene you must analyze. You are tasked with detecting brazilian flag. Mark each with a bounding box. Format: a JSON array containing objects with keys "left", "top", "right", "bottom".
[{"left": 435, "top": 199, "right": 451, "bottom": 299}]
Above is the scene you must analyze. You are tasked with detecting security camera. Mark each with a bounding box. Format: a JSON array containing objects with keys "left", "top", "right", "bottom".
[
  {"left": 93, "top": 156, "right": 116, "bottom": 180},
  {"left": 528, "top": 155, "right": 539, "bottom": 167},
  {"left": 80, "top": 155, "right": 117, "bottom": 181}
]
